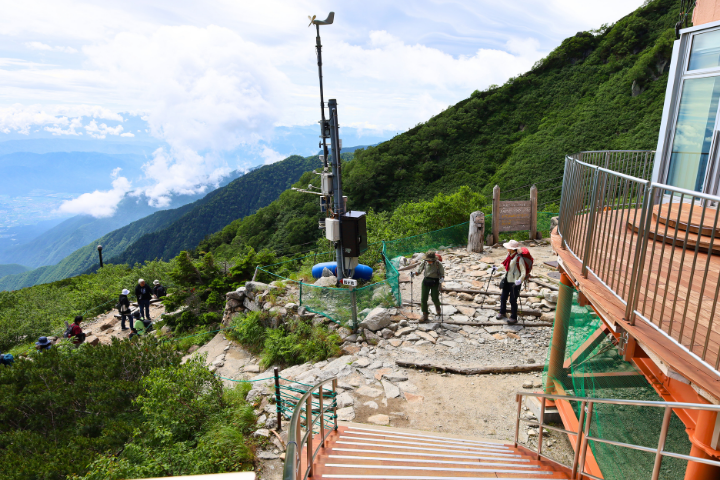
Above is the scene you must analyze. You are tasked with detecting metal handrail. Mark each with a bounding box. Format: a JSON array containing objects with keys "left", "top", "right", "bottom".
[
  {"left": 558, "top": 150, "right": 720, "bottom": 372},
  {"left": 514, "top": 391, "right": 720, "bottom": 480},
  {"left": 282, "top": 377, "right": 338, "bottom": 480}
]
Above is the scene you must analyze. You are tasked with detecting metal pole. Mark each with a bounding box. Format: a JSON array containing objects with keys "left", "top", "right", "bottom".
[
  {"left": 581, "top": 168, "right": 600, "bottom": 278},
  {"left": 514, "top": 394, "right": 523, "bottom": 447},
  {"left": 571, "top": 400, "right": 587, "bottom": 478},
  {"left": 315, "top": 24, "right": 329, "bottom": 169},
  {"left": 328, "top": 99, "right": 344, "bottom": 284},
  {"left": 97, "top": 245, "right": 103, "bottom": 268},
  {"left": 274, "top": 367, "right": 282, "bottom": 431},
  {"left": 651, "top": 406, "right": 673, "bottom": 480},
  {"left": 332, "top": 378, "right": 338, "bottom": 430},
  {"left": 306, "top": 396, "right": 313, "bottom": 477},
  {"left": 319, "top": 385, "right": 325, "bottom": 448},
  {"left": 350, "top": 286, "right": 358, "bottom": 331},
  {"left": 577, "top": 401, "right": 594, "bottom": 478},
  {"left": 537, "top": 396, "right": 546, "bottom": 459}
]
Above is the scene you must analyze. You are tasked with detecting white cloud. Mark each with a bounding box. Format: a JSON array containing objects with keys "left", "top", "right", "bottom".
[
  {"left": 261, "top": 146, "right": 285, "bottom": 165},
  {"left": 111, "top": 167, "right": 122, "bottom": 178},
  {"left": 44, "top": 117, "right": 82, "bottom": 135},
  {"left": 57, "top": 176, "right": 132, "bottom": 218},
  {"left": 120, "top": 132, "right": 134, "bottom": 137},
  {"left": 84, "top": 119, "right": 124, "bottom": 138},
  {"left": 26, "top": 41, "right": 77, "bottom": 53}
]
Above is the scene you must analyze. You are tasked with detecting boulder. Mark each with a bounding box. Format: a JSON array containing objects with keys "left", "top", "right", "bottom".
[
  {"left": 457, "top": 293, "right": 474, "bottom": 301},
  {"left": 265, "top": 416, "right": 279, "bottom": 430},
  {"left": 372, "top": 284, "right": 392, "bottom": 301},
  {"left": 257, "top": 451, "right": 278, "bottom": 460},
  {"left": 285, "top": 302, "right": 298, "bottom": 311},
  {"left": 363, "top": 330, "right": 380, "bottom": 345},
  {"left": 99, "top": 323, "right": 113, "bottom": 331},
  {"left": 253, "top": 428, "right": 270, "bottom": 437},
  {"left": 367, "top": 414, "right": 390, "bottom": 425},
  {"left": 359, "top": 307, "right": 393, "bottom": 332},
  {"left": 243, "top": 297, "right": 260, "bottom": 312},
  {"left": 226, "top": 298, "right": 242, "bottom": 310},
  {"left": 336, "top": 406, "right": 356, "bottom": 422},
  {"left": 336, "top": 392, "right": 354, "bottom": 408},
  {"left": 381, "top": 380, "right": 401, "bottom": 398},
  {"left": 380, "top": 328, "right": 394, "bottom": 339},
  {"left": 85, "top": 335, "right": 100, "bottom": 346},
  {"left": 544, "top": 291, "right": 559, "bottom": 303},
  {"left": 314, "top": 275, "right": 337, "bottom": 287},
  {"left": 226, "top": 289, "right": 245, "bottom": 301}
]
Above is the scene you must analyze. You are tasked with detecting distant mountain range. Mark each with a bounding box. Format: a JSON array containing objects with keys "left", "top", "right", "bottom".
[{"left": 0, "top": 153, "right": 323, "bottom": 290}]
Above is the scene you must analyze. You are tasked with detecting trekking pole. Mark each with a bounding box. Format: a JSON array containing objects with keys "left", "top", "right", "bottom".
[
  {"left": 410, "top": 272, "right": 414, "bottom": 313},
  {"left": 479, "top": 265, "right": 497, "bottom": 308},
  {"left": 440, "top": 284, "right": 444, "bottom": 324}
]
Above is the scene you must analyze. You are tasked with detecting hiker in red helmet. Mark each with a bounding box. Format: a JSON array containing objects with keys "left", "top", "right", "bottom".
[{"left": 497, "top": 240, "right": 526, "bottom": 325}]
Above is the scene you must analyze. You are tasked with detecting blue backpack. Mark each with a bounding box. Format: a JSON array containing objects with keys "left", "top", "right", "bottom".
[{"left": 0, "top": 353, "right": 14, "bottom": 366}]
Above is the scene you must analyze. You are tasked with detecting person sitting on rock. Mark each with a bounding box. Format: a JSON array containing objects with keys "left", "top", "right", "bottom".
[
  {"left": 152, "top": 280, "right": 167, "bottom": 298},
  {"left": 412, "top": 250, "right": 444, "bottom": 322},
  {"left": 117, "top": 289, "right": 132, "bottom": 331},
  {"left": 130, "top": 311, "right": 145, "bottom": 338},
  {"left": 35, "top": 336, "right": 53, "bottom": 351},
  {"left": 497, "top": 239, "right": 526, "bottom": 325}
]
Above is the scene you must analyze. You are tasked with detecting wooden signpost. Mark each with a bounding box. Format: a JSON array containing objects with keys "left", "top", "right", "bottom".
[{"left": 492, "top": 185, "right": 537, "bottom": 245}]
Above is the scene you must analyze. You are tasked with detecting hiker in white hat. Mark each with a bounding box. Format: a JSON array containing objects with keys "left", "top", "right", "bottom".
[
  {"left": 117, "top": 288, "right": 132, "bottom": 330},
  {"left": 497, "top": 240, "right": 526, "bottom": 324}
]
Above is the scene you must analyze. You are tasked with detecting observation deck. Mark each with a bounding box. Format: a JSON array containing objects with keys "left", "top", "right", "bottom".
[{"left": 553, "top": 151, "right": 720, "bottom": 402}]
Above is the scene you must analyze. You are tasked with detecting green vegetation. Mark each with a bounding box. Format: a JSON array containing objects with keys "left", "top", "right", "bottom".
[
  {"left": 226, "top": 311, "right": 341, "bottom": 368},
  {"left": 79, "top": 357, "right": 256, "bottom": 480},
  {"left": 0, "top": 153, "right": 326, "bottom": 292},
  {"left": 0, "top": 263, "right": 28, "bottom": 278}
]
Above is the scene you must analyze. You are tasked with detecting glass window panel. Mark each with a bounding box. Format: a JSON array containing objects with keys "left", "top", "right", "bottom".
[
  {"left": 688, "top": 29, "right": 720, "bottom": 70},
  {"left": 667, "top": 76, "right": 720, "bottom": 191}
]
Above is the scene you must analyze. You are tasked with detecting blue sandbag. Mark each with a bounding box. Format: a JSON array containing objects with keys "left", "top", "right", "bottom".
[{"left": 311, "top": 262, "right": 373, "bottom": 281}]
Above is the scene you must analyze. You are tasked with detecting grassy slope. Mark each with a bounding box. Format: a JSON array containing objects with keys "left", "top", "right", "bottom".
[
  {"left": 0, "top": 264, "right": 28, "bottom": 277},
  {"left": 343, "top": 0, "right": 676, "bottom": 211}
]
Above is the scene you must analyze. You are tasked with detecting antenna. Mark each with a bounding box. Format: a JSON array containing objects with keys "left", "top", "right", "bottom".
[{"left": 310, "top": 12, "right": 334, "bottom": 169}]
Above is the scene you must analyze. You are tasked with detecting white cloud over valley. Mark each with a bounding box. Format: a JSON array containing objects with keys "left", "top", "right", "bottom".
[{"left": 0, "top": 0, "right": 647, "bottom": 218}]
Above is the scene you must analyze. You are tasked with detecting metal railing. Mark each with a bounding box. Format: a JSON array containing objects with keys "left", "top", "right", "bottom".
[
  {"left": 282, "top": 377, "right": 338, "bottom": 480},
  {"left": 514, "top": 391, "right": 720, "bottom": 480},
  {"left": 558, "top": 150, "right": 720, "bottom": 371}
]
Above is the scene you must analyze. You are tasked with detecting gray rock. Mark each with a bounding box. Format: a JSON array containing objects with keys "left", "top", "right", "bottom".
[
  {"left": 381, "top": 380, "right": 401, "bottom": 398},
  {"left": 265, "top": 415, "right": 279, "bottom": 430},
  {"left": 359, "top": 307, "right": 393, "bottom": 332},
  {"left": 441, "top": 305, "right": 458, "bottom": 316},
  {"left": 243, "top": 297, "right": 260, "bottom": 312},
  {"left": 383, "top": 372, "right": 409, "bottom": 383},
  {"left": 356, "top": 385, "right": 383, "bottom": 398},
  {"left": 353, "top": 357, "right": 371, "bottom": 368},
  {"left": 245, "top": 281, "right": 269, "bottom": 295},
  {"left": 380, "top": 328, "right": 394, "bottom": 339},
  {"left": 257, "top": 451, "right": 278, "bottom": 460},
  {"left": 315, "top": 275, "right": 337, "bottom": 287},
  {"left": 336, "top": 406, "right": 355, "bottom": 421},
  {"left": 246, "top": 388, "right": 264, "bottom": 403},
  {"left": 363, "top": 330, "right": 381, "bottom": 345},
  {"left": 322, "top": 267, "right": 333, "bottom": 277},
  {"left": 417, "top": 322, "right": 439, "bottom": 331},
  {"left": 345, "top": 334, "right": 359, "bottom": 343},
  {"left": 253, "top": 428, "right": 270, "bottom": 437},
  {"left": 337, "top": 392, "right": 354, "bottom": 408}
]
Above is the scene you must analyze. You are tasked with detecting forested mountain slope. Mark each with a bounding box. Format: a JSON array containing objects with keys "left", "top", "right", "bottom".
[
  {"left": 107, "top": 154, "right": 324, "bottom": 265},
  {"left": 196, "top": 0, "right": 679, "bottom": 260},
  {"left": 0, "top": 154, "right": 323, "bottom": 290}
]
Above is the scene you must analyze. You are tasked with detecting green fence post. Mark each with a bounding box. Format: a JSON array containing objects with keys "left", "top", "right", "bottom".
[{"left": 299, "top": 282, "right": 303, "bottom": 306}]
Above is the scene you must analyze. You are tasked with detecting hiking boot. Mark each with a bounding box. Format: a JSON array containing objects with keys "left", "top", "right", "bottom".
[
  {"left": 508, "top": 317, "right": 518, "bottom": 325},
  {"left": 496, "top": 314, "right": 505, "bottom": 320},
  {"left": 435, "top": 306, "right": 442, "bottom": 316},
  {"left": 421, "top": 313, "right": 429, "bottom": 323}
]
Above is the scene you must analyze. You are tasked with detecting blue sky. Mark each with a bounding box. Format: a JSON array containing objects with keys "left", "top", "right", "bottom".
[{"left": 0, "top": 0, "right": 646, "bottom": 219}]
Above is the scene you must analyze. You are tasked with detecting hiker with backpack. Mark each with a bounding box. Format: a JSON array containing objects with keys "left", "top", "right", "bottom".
[
  {"left": 152, "top": 280, "right": 167, "bottom": 299},
  {"left": 497, "top": 240, "right": 533, "bottom": 325},
  {"left": 117, "top": 289, "right": 132, "bottom": 331},
  {"left": 135, "top": 279, "right": 153, "bottom": 321},
  {"left": 412, "top": 250, "right": 445, "bottom": 323},
  {"left": 65, "top": 316, "right": 86, "bottom": 345}
]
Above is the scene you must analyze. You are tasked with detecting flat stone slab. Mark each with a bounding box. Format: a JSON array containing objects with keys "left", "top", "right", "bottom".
[
  {"left": 356, "top": 386, "right": 383, "bottom": 398},
  {"left": 368, "top": 414, "right": 390, "bottom": 425}
]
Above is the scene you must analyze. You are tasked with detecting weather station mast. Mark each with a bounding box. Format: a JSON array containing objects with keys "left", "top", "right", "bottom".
[{"left": 293, "top": 12, "right": 369, "bottom": 286}]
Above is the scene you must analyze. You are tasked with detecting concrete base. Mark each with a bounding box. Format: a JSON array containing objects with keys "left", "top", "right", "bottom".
[{"left": 527, "top": 395, "right": 561, "bottom": 424}]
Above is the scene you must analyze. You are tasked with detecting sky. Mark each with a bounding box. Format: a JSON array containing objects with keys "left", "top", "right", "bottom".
[{"left": 0, "top": 0, "right": 647, "bottom": 219}]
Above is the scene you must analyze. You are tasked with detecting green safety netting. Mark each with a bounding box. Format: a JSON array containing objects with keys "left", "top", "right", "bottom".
[
  {"left": 257, "top": 213, "right": 557, "bottom": 329},
  {"left": 543, "top": 283, "right": 692, "bottom": 480}
]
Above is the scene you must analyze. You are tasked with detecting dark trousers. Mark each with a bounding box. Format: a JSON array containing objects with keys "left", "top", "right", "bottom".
[
  {"left": 138, "top": 300, "right": 151, "bottom": 319},
  {"left": 500, "top": 281, "right": 521, "bottom": 320},
  {"left": 120, "top": 314, "right": 131, "bottom": 329},
  {"left": 420, "top": 280, "right": 441, "bottom": 314}
]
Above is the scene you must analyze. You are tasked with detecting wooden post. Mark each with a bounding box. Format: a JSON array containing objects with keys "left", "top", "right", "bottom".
[
  {"left": 530, "top": 185, "right": 537, "bottom": 240},
  {"left": 467, "top": 211, "right": 485, "bottom": 253},
  {"left": 492, "top": 185, "right": 500, "bottom": 245}
]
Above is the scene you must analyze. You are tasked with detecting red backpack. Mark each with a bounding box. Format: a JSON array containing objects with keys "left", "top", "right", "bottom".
[{"left": 519, "top": 248, "right": 534, "bottom": 280}]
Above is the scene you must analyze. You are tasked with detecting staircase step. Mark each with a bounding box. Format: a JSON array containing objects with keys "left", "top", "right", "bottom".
[
  {"left": 343, "top": 427, "right": 508, "bottom": 447},
  {"left": 335, "top": 440, "right": 514, "bottom": 454},
  {"left": 330, "top": 447, "right": 525, "bottom": 461},
  {"left": 321, "top": 477, "right": 566, "bottom": 480},
  {"left": 323, "top": 454, "right": 544, "bottom": 469},
  {"left": 318, "top": 463, "right": 566, "bottom": 477},
  {"left": 340, "top": 431, "right": 512, "bottom": 450},
  {"left": 337, "top": 434, "right": 511, "bottom": 452}
]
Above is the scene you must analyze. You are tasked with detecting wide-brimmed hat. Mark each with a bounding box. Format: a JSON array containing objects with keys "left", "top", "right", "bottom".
[
  {"left": 133, "top": 310, "right": 141, "bottom": 318},
  {"left": 425, "top": 251, "right": 437, "bottom": 261},
  {"left": 153, "top": 280, "right": 160, "bottom": 285},
  {"left": 36, "top": 336, "right": 51, "bottom": 347},
  {"left": 503, "top": 239, "right": 521, "bottom": 250},
  {"left": 121, "top": 289, "right": 130, "bottom": 295}
]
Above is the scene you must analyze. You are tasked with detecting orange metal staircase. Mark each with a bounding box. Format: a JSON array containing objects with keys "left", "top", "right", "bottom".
[{"left": 305, "top": 424, "right": 570, "bottom": 479}]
